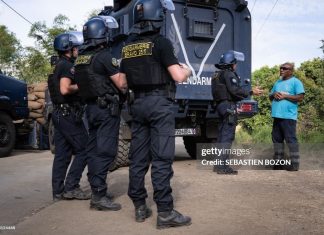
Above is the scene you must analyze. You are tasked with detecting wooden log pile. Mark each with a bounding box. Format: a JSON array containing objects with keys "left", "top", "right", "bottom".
[{"left": 27, "top": 82, "right": 47, "bottom": 125}]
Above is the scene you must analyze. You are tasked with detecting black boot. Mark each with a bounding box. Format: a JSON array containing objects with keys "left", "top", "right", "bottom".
[
  {"left": 135, "top": 204, "right": 152, "bottom": 222},
  {"left": 53, "top": 193, "right": 64, "bottom": 202},
  {"left": 286, "top": 163, "right": 299, "bottom": 171},
  {"left": 63, "top": 188, "right": 91, "bottom": 200},
  {"left": 90, "top": 195, "right": 121, "bottom": 211},
  {"left": 157, "top": 210, "right": 191, "bottom": 229}
]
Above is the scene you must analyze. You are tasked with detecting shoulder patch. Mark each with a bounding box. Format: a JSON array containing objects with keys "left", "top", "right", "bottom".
[
  {"left": 122, "top": 42, "right": 153, "bottom": 59},
  {"left": 70, "top": 67, "right": 75, "bottom": 75},
  {"left": 231, "top": 78, "right": 237, "bottom": 84},
  {"left": 111, "top": 58, "right": 119, "bottom": 67}
]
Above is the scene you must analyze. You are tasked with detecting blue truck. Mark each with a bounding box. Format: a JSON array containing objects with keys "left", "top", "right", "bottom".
[
  {"left": 0, "top": 73, "right": 29, "bottom": 157},
  {"left": 102, "top": 0, "right": 258, "bottom": 168}
]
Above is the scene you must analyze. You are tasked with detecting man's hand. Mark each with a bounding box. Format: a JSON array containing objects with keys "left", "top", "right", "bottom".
[
  {"left": 273, "top": 92, "right": 285, "bottom": 100},
  {"left": 252, "top": 86, "right": 264, "bottom": 96},
  {"left": 179, "top": 63, "right": 192, "bottom": 77}
]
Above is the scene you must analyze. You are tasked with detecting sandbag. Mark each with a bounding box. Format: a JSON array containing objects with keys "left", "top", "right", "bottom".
[
  {"left": 28, "top": 93, "right": 38, "bottom": 101},
  {"left": 33, "top": 82, "right": 48, "bottom": 92},
  {"left": 32, "top": 108, "right": 44, "bottom": 114},
  {"left": 28, "top": 101, "right": 42, "bottom": 110},
  {"left": 36, "top": 98, "right": 45, "bottom": 107},
  {"left": 29, "top": 111, "right": 43, "bottom": 118},
  {"left": 36, "top": 117, "right": 46, "bottom": 125},
  {"left": 34, "top": 92, "right": 45, "bottom": 99}
]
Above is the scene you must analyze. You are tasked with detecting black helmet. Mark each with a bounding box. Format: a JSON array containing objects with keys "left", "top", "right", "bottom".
[
  {"left": 53, "top": 31, "right": 83, "bottom": 52},
  {"left": 134, "top": 0, "right": 164, "bottom": 23},
  {"left": 132, "top": 0, "right": 175, "bottom": 34},
  {"left": 83, "top": 16, "right": 118, "bottom": 45},
  {"left": 215, "top": 50, "right": 245, "bottom": 68}
]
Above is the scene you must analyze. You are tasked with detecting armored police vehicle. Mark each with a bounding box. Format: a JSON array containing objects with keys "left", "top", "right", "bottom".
[{"left": 104, "top": 0, "right": 257, "bottom": 168}]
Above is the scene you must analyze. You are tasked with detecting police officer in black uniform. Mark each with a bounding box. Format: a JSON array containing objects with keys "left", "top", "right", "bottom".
[
  {"left": 119, "top": 0, "right": 192, "bottom": 229},
  {"left": 49, "top": 32, "right": 90, "bottom": 201},
  {"left": 212, "top": 50, "right": 263, "bottom": 175},
  {"left": 74, "top": 16, "right": 126, "bottom": 211}
]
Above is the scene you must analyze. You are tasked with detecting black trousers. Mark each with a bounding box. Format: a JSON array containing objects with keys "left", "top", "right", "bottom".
[
  {"left": 85, "top": 104, "right": 120, "bottom": 197},
  {"left": 215, "top": 101, "right": 237, "bottom": 169},
  {"left": 51, "top": 109, "right": 88, "bottom": 196},
  {"left": 128, "top": 95, "right": 175, "bottom": 213},
  {"left": 272, "top": 118, "right": 299, "bottom": 163}
]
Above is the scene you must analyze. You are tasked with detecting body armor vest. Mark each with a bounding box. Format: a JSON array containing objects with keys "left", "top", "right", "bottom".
[
  {"left": 74, "top": 49, "right": 118, "bottom": 100},
  {"left": 121, "top": 35, "right": 172, "bottom": 90},
  {"left": 212, "top": 70, "right": 231, "bottom": 102},
  {"left": 212, "top": 70, "right": 244, "bottom": 102},
  {"left": 48, "top": 58, "right": 77, "bottom": 104}
]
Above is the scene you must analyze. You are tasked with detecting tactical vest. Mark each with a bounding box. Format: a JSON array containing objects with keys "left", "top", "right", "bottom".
[
  {"left": 211, "top": 70, "right": 230, "bottom": 102},
  {"left": 47, "top": 58, "right": 77, "bottom": 104},
  {"left": 212, "top": 70, "right": 245, "bottom": 102},
  {"left": 74, "top": 49, "right": 118, "bottom": 100},
  {"left": 121, "top": 35, "right": 172, "bottom": 90}
]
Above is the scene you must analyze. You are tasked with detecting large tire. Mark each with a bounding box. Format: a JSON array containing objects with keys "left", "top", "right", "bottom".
[
  {"left": 0, "top": 112, "right": 16, "bottom": 157},
  {"left": 183, "top": 136, "right": 213, "bottom": 159},
  {"left": 109, "top": 131, "right": 130, "bottom": 172},
  {"left": 48, "top": 118, "right": 55, "bottom": 154}
]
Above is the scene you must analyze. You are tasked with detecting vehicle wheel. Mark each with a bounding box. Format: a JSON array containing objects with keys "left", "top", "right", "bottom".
[
  {"left": 183, "top": 136, "right": 213, "bottom": 159},
  {"left": 0, "top": 112, "right": 16, "bottom": 157},
  {"left": 109, "top": 131, "right": 130, "bottom": 172},
  {"left": 48, "top": 118, "right": 55, "bottom": 154}
]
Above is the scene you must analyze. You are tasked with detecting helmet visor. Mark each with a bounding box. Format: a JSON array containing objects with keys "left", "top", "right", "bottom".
[
  {"left": 66, "top": 31, "right": 84, "bottom": 47},
  {"left": 160, "top": 0, "right": 175, "bottom": 11},
  {"left": 232, "top": 50, "right": 245, "bottom": 62},
  {"left": 99, "top": 16, "right": 119, "bottom": 29}
]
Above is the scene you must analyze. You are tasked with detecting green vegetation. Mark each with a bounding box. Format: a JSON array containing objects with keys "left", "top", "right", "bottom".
[{"left": 0, "top": 15, "right": 76, "bottom": 83}]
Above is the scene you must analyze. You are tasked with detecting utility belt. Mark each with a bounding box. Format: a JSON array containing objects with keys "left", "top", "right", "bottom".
[
  {"left": 95, "top": 94, "right": 121, "bottom": 117},
  {"left": 53, "top": 103, "right": 84, "bottom": 123},
  {"left": 219, "top": 100, "right": 237, "bottom": 125},
  {"left": 131, "top": 84, "right": 175, "bottom": 99},
  {"left": 54, "top": 103, "right": 82, "bottom": 112},
  {"left": 134, "top": 89, "right": 169, "bottom": 99}
]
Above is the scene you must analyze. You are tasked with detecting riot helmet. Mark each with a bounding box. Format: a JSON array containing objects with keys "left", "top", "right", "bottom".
[
  {"left": 53, "top": 31, "right": 84, "bottom": 52},
  {"left": 132, "top": 0, "right": 175, "bottom": 34},
  {"left": 83, "top": 16, "right": 118, "bottom": 46},
  {"left": 215, "top": 50, "right": 245, "bottom": 69}
]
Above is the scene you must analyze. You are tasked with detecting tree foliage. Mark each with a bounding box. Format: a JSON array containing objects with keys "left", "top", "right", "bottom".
[
  {"left": 0, "top": 25, "right": 21, "bottom": 73},
  {"left": 15, "top": 14, "right": 77, "bottom": 83},
  {"left": 16, "top": 47, "right": 51, "bottom": 83},
  {"left": 28, "top": 14, "right": 76, "bottom": 56}
]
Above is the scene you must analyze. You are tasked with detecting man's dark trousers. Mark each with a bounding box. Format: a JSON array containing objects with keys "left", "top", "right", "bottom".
[
  {"left": 86, "top": 104, "right": 120, "bottom": 197},
  {"left": 272, "top": 118, "right": 299, "bottom": 165},
  {"left": 215, "top": 101, "right": 237, "bottom": 170},
  {"left": 128, "top": 95, "right": 175, "bottom": 212},
  {"left": 52, "top": 109, "right": 88, "bottom": 196}
]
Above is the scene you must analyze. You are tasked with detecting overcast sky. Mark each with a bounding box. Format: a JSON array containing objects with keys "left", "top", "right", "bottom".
[{"left": 0, "top": 0, "right": 323, "bottom": 71}]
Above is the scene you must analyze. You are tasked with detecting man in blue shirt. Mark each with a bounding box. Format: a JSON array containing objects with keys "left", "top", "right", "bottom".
[{"left": 269, "top": 62, "right": 305, "bottom": 171}]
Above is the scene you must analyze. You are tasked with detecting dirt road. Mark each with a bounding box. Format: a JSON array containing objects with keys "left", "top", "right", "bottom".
[{"left": 0, "top": 140, "right": 323, "bottom": 235}]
